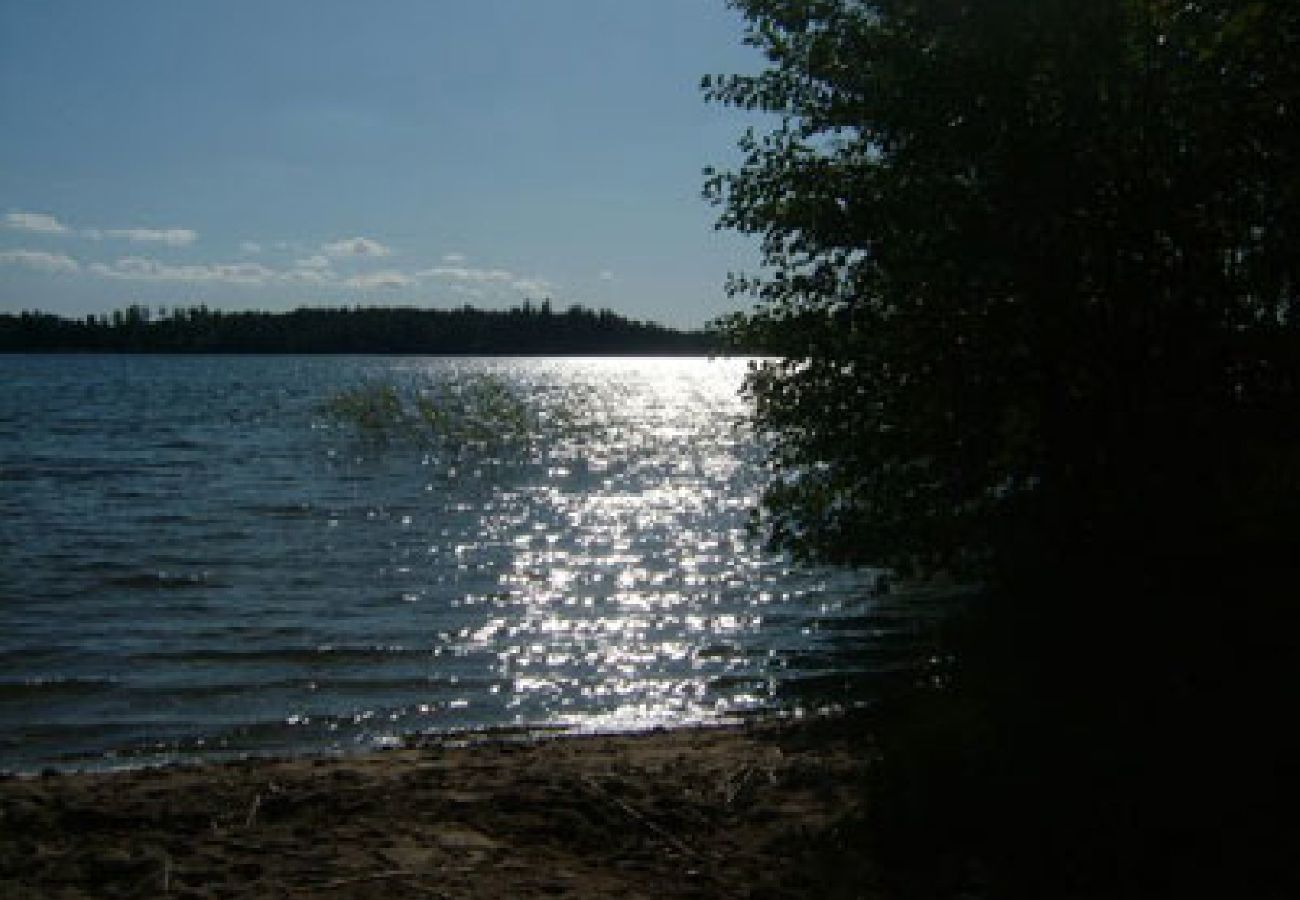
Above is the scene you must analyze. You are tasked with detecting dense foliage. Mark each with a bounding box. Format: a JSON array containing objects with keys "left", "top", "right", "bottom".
[
  {"left": 0, "top": 302, "right": 713, "bottom": 355},
  {"left": 707, "top": 3, "right": 1299, "bottom": 896},
  {"left": 706, "top": 0, "right": 1300, "bottom": 577}
]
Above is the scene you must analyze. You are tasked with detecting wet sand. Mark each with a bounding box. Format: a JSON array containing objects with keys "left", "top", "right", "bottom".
[{"left": 0, "top": 717, "right": 874, "bottom": 899}]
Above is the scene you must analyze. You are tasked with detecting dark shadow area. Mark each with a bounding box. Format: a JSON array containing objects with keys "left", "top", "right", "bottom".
[{"left": 868, "top": 553, "right": 1297, "bottom": 899}]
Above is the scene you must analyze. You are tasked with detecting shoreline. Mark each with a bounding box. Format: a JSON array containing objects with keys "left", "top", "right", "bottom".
[
  {"left": 2, "top": 709, "right": 811, "bottom": 780},
  {"left": 0, "top": 714, "right": 874, "bottom": 899}
]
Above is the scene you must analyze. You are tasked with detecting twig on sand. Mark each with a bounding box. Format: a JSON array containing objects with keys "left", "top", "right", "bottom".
[
  {"left": 723, "top": 763, "right": 778, "bottom": 806},
  {"left": 127, "top": 851, "right": 174, "bottom": 896},
  {"left": 244, "top": 792, "right": 261, "bottom": 828},
  {"left": 581, "top": 776, "right": 705, "bottom": 862},
  {"left": 311, "top": 870, "right": 450, "bottom": 896},
  {"left": 723, "top": 765, "right": 755, "bottom": 806}
]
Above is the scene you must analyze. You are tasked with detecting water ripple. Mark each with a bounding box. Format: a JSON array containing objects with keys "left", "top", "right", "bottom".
[{"left": 0, "top": 355, "right": 894, "bottom": 772}]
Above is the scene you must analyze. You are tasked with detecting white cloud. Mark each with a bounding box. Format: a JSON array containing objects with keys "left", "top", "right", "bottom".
[
  {"left": 281, "top": 267, "right": 337, "bottom": 285},
  {"left": 11, "top": 230, "right": 544, "bottom": 299},
  {"left": 4, "top": 211, "right": 72, "bottom": 235},
  {"left": 322, "top": 236, "right": 392, "bottom": 258},
  {"left": 345, "top": 270, "right": 415, "bottom": 290},
  {"left": 418, "top": 265, "right": 550, "bottom": 296},
  {"left": 285, "top": 255, "right": 336, "bottom": 284},
  {"left": 89, "top": 256, "right": 273, "bottom": 285},
  {"left": 3, "top": 211, "right": 197, "bottom": 246},
  {"left": 511, "top": 278, "right": 551, "bottom": 294},
  {"left": 79, "top": 251, "right": 421, "bottom": 290},
  {"left": 419, "top": 266, "right": 513, "bottom": 283},
  {"left": 0, "top": 249, "right": 81, "bottom": 272},
  {"left": 100, "top": 227, "right": 197, "bottom": 246}
]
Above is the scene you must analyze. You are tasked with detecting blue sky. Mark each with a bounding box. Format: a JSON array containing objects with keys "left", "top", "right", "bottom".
[{"left": 0, "top": 1, "right": 765, "bottom": 328}]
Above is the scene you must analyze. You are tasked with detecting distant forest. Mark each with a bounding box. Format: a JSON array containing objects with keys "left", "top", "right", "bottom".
[{"left": 0, "top": 302, "right": 717, "bottom": 354}]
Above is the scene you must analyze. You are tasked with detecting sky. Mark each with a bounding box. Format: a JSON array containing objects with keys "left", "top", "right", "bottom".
[{"left": 0, "top": 1, "right": 767, "bottom": 329}]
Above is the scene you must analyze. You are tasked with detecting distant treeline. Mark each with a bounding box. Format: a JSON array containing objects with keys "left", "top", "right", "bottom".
[{"left": 0, "top": 302, "right": 717, "bottom": 354}]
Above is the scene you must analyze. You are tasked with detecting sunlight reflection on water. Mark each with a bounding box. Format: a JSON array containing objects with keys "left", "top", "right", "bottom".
[{"left": 0, "top": 355, "right": 896, "bottom": 771}]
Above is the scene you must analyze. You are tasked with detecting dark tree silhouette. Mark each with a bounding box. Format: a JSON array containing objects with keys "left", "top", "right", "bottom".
[
  {"left": 707, "top": 2, "right": 1300, "bottom": 896},
  {"left": 706, "top": 0, "right": 1300, "bottom": 577},
  {"left": 0, "top": 303, "right": 715, "bottom": 355}
]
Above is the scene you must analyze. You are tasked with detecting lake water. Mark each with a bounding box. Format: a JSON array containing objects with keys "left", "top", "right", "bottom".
[{"left": 0, "top": 355, "right": 910, "bottom": 773}]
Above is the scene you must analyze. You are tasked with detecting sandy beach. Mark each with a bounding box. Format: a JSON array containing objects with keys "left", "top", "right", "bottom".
[{"left": 0, "top": 716, "right": 874, "bottom": 899}]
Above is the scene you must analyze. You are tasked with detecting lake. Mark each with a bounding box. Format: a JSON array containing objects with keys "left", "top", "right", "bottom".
[{"left": 0, "top": 355, "right": 907, "bottom": 772}]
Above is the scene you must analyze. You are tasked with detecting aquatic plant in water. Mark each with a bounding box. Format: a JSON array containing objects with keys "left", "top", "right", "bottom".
[
  {"left": 321, "top": 375, "right": 540, "bottom": 448},
  {"left": 321, "top": 382, "right": 405, "bottom": 435}
]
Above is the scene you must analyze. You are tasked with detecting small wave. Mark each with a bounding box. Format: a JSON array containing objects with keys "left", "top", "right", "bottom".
[
  {"left": 0, "top": 721, "right": 158, "bottom": 744},
  {"left": 244, "top": 503, "right": 315, "bottom": 519},
  {"left": 313, "top": 674, "right": 497, "bottom": 693},
  {"left": 775, "top": 670, "right": 914, "bottom": 702},
  {"left": 707, "top": 674, "right": 770, "bottom": 691},
  {"left": 0, "top": 646, "right": 83, "bottom": 673},
  {"left": 25, "top": 463, "right": 149, "bottom": 482},
  {"left": 151, "top": 438, "right": 205, "bottom": 451},
  {"left": 0, "top": 677, "right": 119, "bottom": 700},
  {"left": 100, "top": 571, "right": 225, "bottom": 590},
  {"left": 130, "top": 644, "right": 428, "bottom": 665},
  {"left": 695, "top": 642, "right": 740, "bottom": 659},
  {"left": 137, "top": 513, "right": 193, "bottom": 525},
  {"left": 117, "top": 674, "right": 496, "bottom": 700},
  {"left": 0, "top": 464, "right": 135, "bottom": 482}
]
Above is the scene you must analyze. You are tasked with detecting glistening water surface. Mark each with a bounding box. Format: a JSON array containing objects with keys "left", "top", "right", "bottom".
[{"left": 1, "top": 355, "right": 903, "bottom": 772}]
